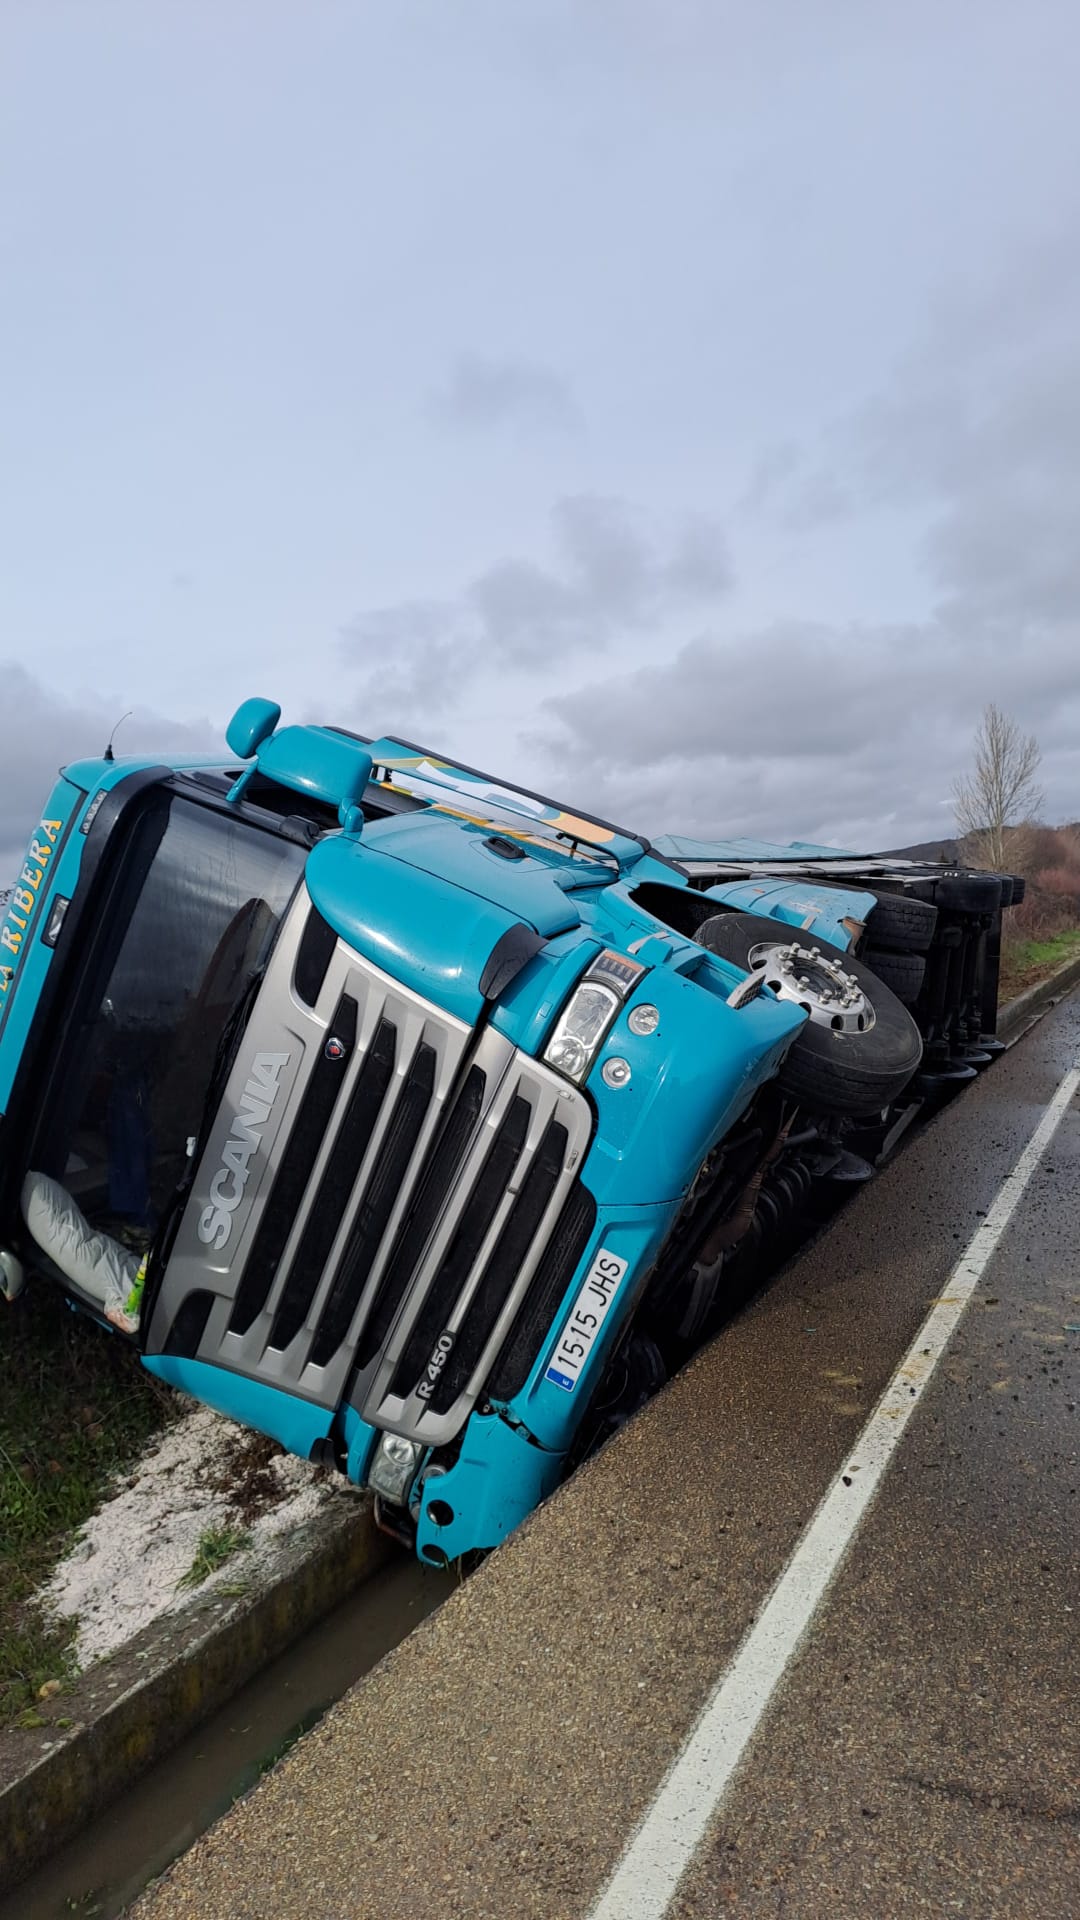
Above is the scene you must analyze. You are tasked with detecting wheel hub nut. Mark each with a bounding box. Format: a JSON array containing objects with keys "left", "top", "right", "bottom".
[{"left": 745, "top": 940, "right": 876, "bottom": 1034}]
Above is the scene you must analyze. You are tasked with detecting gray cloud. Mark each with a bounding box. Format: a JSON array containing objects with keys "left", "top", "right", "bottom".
[
  {"left": 629, "top": 230, "right": 1080, "bottom": 844},
  {"left": 839, "top": 244, "right": 1080, "bottom": 651},
  {"left": 661, "top": 516, "right": 736, "bottom": 596},
  {"left": 357, "top": 227, "right": 1080, "bottom": 853},
  {"left": 340, "top": 495, "right": 733, "bottom": 726},
  {"left": 778, "top": 469, "right": 853, "bottom": 532},
  {"left": 741, "top": 227, "right": 1080, "bottom": 610},
  {"left": 879, "top": 360, "right": 1080, "bottom": 631},
  {"left": 535, "top": 613, "right": 1080, "bottom": 847},
  {"left": 928, "top": 486, "right": 1080, "bottom": 625},
  {"left": 737, "top": 445, "right": 852, "bottom": 531},
  {"left": 431, "top": 355, "right": 582, "bottom": 434},
  {"left": 537, "top": 727, "right": 964, "bottom": 859},
  {"left": 358, "top": 635, "right": 481, "bottom": 726},
  {"left": 0, "top": 665, "right": 219, "bottom": 878}
]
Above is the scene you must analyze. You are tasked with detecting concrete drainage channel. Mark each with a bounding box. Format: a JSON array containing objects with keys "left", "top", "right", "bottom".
[
  {"left": 0, "top": 1495, "right": 453, "bottom": 1918},
  {"left": 2, "top": 958, "right": 1077, "bottom": 1916},
  {"left": 4, "top": 1556, "right": 452, "bottom": 1920}
]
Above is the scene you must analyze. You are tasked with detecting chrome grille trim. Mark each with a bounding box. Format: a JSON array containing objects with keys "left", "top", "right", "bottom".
[
  {"left": 219, "top": 944, "right": 475, "bottom": 1407},
  {"left": 152, "top": 884, "right": 592, "bottom": 1443},
  {"left": 354, "top": 1045, "right": 591, "bottom": 1445}
]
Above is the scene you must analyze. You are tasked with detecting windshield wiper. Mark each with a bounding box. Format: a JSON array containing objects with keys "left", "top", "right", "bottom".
[{"left": 196, "top": 967, "right": 267, "bottom": 1152}]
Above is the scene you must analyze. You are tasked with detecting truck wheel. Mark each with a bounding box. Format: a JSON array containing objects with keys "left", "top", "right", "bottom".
[
  {"left": 698, "top": 912, "right": 923, "bottom": 1115},
  {"left": 1009, "top": 874, "right": 1026, "bottom": 905},
  {"left": 865, "top": 890, "right": 938, "bottom": 953},
  {"left": 861, "top": 948, "right": 925, "bottom": 1005}
]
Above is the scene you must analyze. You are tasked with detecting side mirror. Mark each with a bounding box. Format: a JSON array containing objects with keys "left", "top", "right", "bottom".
[
  {"left": 336, "top": 749, "right": 375, "bottom": 835},
  {"left": 226, "top": 698, "right": 281, "bottom": 760},
  {"left": 225, "top": 701, "right": 373, "bottom": 830}
]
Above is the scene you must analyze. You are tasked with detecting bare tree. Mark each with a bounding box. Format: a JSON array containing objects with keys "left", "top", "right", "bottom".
[{"left": 953, "top": 703, "right": 1043, "bottom": 870}]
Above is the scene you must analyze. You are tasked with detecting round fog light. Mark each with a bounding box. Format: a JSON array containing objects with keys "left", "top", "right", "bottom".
[
  {"left": 545, "top": 1032, "right": 589, "bottom": 1080},
  {"left": 628, "top": 1003, "right": 660, "bottom": 1036},
  {"left": 602, "top": 1056, "right": 632, "bottom": 1088},
  {"left": 367, "top": 1429, "right": 424, "bottom": 1504}
]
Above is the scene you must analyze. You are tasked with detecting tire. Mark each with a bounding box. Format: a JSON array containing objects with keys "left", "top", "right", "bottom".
[
  {"left": 995, "top": 876, "right": 1014, "bottom": 908},
  {"left": 865, "top": 890, "right": 938, "bottom": 953},
  {"left": 861, "top": 947, "right": 926, "bottom": 1006},
  {"left": 697, "top": 912, "right": 923, "bottom": 1115},
  {"left": 1009, "top": 873, "right": 1026, "bottom": 905}
]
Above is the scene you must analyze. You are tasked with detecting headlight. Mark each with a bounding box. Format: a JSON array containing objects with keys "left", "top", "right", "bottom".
[
  {"left": 543, "top": 949, "right": 647, "bottom": 1084},
  {"left": 367, "top": 1431, "right": 423, "bottom": 1504},
  {"left": 544, "top": 981, "right": 620, "bottom": 1082}
]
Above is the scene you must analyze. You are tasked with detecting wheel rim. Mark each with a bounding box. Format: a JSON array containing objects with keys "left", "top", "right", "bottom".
[{"left": 747, "top": 940, "right": 876, "bottom": 1035}]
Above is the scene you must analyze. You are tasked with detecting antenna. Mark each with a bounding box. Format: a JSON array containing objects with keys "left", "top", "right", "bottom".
[{"left": 104, "top": 710, "right": 133, "bottom": 762}]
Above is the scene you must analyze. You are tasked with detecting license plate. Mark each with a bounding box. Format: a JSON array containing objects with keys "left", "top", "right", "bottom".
[{"left": 545, "top": 1248, "right": 628, "bottom": 1392}]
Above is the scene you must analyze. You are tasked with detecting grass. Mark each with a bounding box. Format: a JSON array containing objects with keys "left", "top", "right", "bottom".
[
  {"left": 178, "top": 1524, "right": 252, "bottom": 1589},
  {"left": 0, "top": 1284, "right": 174, "bottom": 1723},
  {"left": 999, "top": 926, "right": 1080, "bottom": 1002}
]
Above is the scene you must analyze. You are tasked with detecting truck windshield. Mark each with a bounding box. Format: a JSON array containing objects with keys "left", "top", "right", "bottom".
[{"left": 36, "top": 793, "right": 305, "bottom": 1249}]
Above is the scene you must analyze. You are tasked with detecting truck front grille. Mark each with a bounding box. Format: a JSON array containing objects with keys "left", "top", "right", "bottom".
[
  {"left": 485, "top": 1178, "right": 598, "bottom": 1403},
  {"left": 309, "top": 1033, "right": 437, "bottom": 1367},
  {"left": 270, "top": 1014, "right": 399, "bottom": 1356},
  {"left": 342, "top": 1017, "right": 594, "bottom": 1445},
  {"left": 170, "top": 917, "right": 594, "bottom": 1448},
  {"left": 388, "top": 1094, "right": 538, "bottom": 1402},
  {"left": 350, "top": 1062, "right": 487, "bottom": 1374},
  {"left": 228, "top": 991, "right": 360, "bottom": 1336}
]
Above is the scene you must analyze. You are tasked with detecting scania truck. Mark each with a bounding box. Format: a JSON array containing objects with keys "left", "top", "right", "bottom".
[{"left": 0, "top": 698, "right": 1016, "bottom": 1564}]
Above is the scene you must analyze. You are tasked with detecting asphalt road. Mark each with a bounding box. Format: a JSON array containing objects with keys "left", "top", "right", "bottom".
[{"left": 134, "top": 992, "right": 1079, "bottom": 1920}]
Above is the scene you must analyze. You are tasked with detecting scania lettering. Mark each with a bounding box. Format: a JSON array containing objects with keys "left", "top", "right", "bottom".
[
  {"left": 0, "top": 697, "right": 1020, "bottom": 1565},
  {"left": 197, "top": 1052, "right": 290, "bottom": 1250}
]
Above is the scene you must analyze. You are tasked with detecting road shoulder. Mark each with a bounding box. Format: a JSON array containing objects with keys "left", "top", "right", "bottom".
[{"left": 132, "top": 993, "right": 1080, "bottom": 1920}]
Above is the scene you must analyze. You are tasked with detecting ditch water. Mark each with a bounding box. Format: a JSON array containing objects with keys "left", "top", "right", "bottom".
[{"left": 1, "top": 1555, "right": 453, "bottom": 1920}]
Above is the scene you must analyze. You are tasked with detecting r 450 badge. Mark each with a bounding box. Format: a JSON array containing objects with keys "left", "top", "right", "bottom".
[{"left": 416, "top": 1330, "right": 455, "bottom": 1401}]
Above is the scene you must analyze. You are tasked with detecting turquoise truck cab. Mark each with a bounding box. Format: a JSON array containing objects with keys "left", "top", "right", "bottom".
[{"left": 0, "top": 699, "right": 1013, "bottom": 1563}]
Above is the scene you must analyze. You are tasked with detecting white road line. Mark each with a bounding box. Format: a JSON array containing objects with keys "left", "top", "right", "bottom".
[{"left": 590, "top": 1059, "right": 1080, "bottom": 1920}]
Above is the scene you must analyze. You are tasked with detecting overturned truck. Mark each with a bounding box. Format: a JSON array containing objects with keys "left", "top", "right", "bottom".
[{"left": 0, "top": 700, "right": 1018, "bottom": 1563}]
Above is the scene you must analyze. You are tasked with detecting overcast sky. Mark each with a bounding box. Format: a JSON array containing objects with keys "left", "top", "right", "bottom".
[{"left": 3, "top": 0, "right": 1079, "bottom": 877}]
